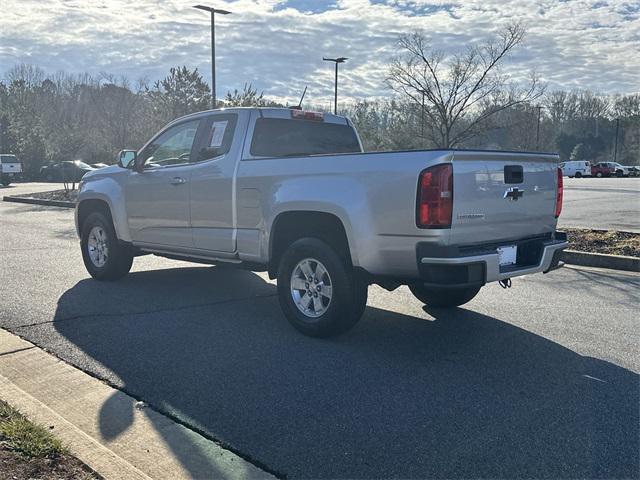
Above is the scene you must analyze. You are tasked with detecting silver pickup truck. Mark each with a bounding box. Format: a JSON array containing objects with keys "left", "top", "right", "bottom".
[{"left": 76, "top": 107, "right": 567, "bottom": 337}]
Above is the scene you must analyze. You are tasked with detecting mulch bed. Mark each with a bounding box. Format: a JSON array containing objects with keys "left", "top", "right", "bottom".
[
  {"left": 0, "top": 400, "right": 99, "bottom": 479},
  {"left": 565, "top": 228, "right": 640, "bottom": 257},
  {"left": 0, "top": 448, "right": 98, "bottom": 480},
  {"left": 14, "top": 189, "right": 78, "bottom": 203}
]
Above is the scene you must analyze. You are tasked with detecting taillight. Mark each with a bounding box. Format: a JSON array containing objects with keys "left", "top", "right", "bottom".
[
  {"left": 555, "top": 167, "right": 563, "bottom": 218},
  {"left": 417, "top": 164, "right": 453, "bottom": 228}
]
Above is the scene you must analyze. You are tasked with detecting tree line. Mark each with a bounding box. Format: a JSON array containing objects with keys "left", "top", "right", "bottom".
[{"left": 0, "top": 24, "right": 638, "bottom": 178}]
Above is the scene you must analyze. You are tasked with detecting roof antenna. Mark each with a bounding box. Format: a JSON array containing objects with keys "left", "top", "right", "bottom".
[{"left": 290, "top": 86, "right": 307, "bottom": 110}]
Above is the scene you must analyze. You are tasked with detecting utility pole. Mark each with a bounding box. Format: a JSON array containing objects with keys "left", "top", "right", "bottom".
[
  {"left": 614, "top": 117, "right": 620, "bottom": 162},
  {"left": 193, "top": 5, "right": 231, "bottom": 109},
  {"left": 535, "top": 105, "right": 542, "bottom": 150},
  {"left": 322, "top": 57, "right": 348, "bottom": 115}
]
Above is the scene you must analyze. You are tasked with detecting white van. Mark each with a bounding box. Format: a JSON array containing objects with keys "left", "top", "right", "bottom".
[
  {"left": 1, "top": 154, "right": 23, "bottom": 186},
  {"left": 559, "top": 160, "right": 591, "bottom": 178}
]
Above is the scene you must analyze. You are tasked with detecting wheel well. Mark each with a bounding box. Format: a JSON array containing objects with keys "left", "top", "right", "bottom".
[
  {"left": 268, "top": 211, "right": 351, "bottom": 279},
  {"left": 77, "top": 199, "right": 113, "bottom": 234}
]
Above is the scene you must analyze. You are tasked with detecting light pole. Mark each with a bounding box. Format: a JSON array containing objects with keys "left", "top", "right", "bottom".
[
  {"left": 419, "top": 90, "right": 426, "bottom": 138},
  {"left": 535, "top": 105, "right": 542, "bottom": 150},
  {"left": 322, "top": 57, "right": 347, "bottom": 115},
  {"left": 613, "top": 117, "right": 620, "bottom": 162},
  {"left": 193, "top": 4, "right": 231, "bottom": 109}
]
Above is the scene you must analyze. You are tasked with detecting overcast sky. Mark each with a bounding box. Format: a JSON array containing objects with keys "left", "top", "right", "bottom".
[{"left": 1, "top": 0, "right": 638, "bottom": 107}]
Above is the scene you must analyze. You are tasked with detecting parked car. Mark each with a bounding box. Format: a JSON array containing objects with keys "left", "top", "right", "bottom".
[
  {"left": 625, "top": 166, "right": 639, "bottom": 177},
  {"left": 591, "top": 162, "right": 616, "bottom": 178},
  {"left": 610, "top": 162, "right": 633, "bottom": 177},
  {"left": 40, "top": 160, "right": 95, "bottom": 182},
  {"left": 0, "top": 154, "right": 22, "bottom": 186},
  {"left": 559, "top": 160, "right": 590, "bottom": 178},
  {"left": 75, "top": 107, "right": 567, "bottom": 337}
]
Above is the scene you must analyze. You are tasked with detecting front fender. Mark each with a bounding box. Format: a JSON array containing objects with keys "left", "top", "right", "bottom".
[{"left": 76, "top": 173, "right": 131, "bottom": 242}]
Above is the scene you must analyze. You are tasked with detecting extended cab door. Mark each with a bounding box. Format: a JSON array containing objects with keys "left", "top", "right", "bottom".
[
  {"left": 189, "top": 112, "right": 244, "bottom": 252},
  {"left": 125, "top": 118, "right": 203, "bottom": 249}
]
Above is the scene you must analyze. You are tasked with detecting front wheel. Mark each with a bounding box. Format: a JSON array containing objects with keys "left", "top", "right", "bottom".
[
  {"left": 409, "top": 284, "right": 481, "bottom": 308},
  {"left": 616, "top": 170, "right": 624, "bottom": 178},
  {"left": 81, "top": 212, "right": 133, "bottom": 280},
  {"left": 277, "top": 238, "right": 367, "bottom": 337},
  {"left": 595, "top": 172, "right": 603, "bottom": 178},
  {"left": 1, "top": 176, "right": 10, "bottom": 186},
  {"left": 575, "top": 172, "right": 582, "bottom": 178}
]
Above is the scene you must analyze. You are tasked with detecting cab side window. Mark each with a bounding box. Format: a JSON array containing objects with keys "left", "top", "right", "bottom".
[
  {"left": 193, "top": 114, "right": 238, "bottom": 163},
  {"left": 139, "top": 120, "right": 200, "bottom": 168}
]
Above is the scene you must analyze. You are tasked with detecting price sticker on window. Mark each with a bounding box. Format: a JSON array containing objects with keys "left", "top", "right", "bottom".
[{"left": 209, "top": 121, "right": 228, "bottom": 148}]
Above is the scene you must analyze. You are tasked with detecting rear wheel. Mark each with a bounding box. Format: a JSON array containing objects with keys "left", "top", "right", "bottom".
[
  {"left": 277, "top": 237, "right": 367, "bottom": 337},
  {"left": 575, "top": 172, "right": 582, "bottom": 178},
  {"left": 81, "top": 212, "right": 133, "bottom": 280},
  {"left": 409, "top": 284, "right": 481, "bottom": 308},
  {"left": 1, "top": 176, "right": 10, "bottom": 186},
  {"left": 616, "top": 170, "right": 624, "bottom": 178},
  {"left": 596, "top": 172, "right": 603, "bottom": 178}
]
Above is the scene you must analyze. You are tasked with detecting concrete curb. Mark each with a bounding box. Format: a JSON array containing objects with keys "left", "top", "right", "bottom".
[
  {"left": 0, "top": 329, "right": 275, "bottom": 480},
  {"left": 561, "top": 249, "right": 639, "bottom": 272},
  {"left": 2, "top": 195, "right": 76, "bottom": 208},
  {"left": 3, "top": 195, "right": 75, "bottom": 208}
]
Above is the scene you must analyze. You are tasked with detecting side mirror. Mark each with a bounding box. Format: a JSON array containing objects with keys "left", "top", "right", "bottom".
[{"left": 117, "top": 150, "right": 137, "bottom": 169}]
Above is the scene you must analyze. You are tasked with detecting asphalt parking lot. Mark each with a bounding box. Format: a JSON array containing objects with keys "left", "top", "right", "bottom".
[
  {"left": 0, "top": 183, "right": 639, "bottom": 478},
  {"left": 560, "top": 177, "right": 640, "bottom": 232}
]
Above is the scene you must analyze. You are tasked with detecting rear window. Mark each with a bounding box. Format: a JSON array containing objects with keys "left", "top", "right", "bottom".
[
  {"left": 250, "top": 118, "right": 361, "bottom": 158},
  {"left": 1, "top": 155, "right": 18, "bottom": 163}
]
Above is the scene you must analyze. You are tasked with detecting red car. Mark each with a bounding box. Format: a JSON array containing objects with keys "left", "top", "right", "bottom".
[{"left": 591, "top": 162, "right": 616, "bottom": 178}]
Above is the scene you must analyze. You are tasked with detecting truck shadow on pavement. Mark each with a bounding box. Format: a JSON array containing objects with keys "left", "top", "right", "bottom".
[{"left": 52, "top": 266, "right": 639, "bottom": 479}]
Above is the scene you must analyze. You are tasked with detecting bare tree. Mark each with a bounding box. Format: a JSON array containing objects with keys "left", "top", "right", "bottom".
[{"left": 387, "top": 23, "right": 544, "bottom": 148}]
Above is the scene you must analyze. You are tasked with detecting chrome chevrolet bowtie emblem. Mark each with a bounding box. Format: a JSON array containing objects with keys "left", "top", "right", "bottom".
[{"left": 504, "top": 187, "right": 524, "bottom": 201}]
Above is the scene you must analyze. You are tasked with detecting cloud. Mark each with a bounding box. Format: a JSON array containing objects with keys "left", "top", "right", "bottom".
[{"left": 0, "top": 0, "right": 638, "bottom": 106}]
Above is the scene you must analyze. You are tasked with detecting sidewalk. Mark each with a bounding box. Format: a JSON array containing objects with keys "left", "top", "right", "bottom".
[{"left": 0, "top": 329, "right": 274, "bottom": 480}]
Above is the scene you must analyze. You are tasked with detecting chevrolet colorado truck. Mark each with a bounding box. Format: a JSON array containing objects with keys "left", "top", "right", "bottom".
[{"left": 75, "top": 107, "right": 567, "bottom": 337}]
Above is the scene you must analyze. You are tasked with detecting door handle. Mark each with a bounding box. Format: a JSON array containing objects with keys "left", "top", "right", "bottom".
[{"left": 170, "top": 177, "right": 187, "bottom": 185}]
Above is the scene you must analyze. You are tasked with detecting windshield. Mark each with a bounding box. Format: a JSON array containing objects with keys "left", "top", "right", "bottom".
[
  {"left": 250, "top": 118, "right": 361, "bottom": 158},
  {"left": 1, "top": 155, "right": 18, "bottom": 164},
  {"left": 74, "top": 160, "right": 92, "bottom": 169}
]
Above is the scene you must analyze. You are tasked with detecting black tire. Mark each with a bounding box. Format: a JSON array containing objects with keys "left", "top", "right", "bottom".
[
  {"left": 277, "top": 237, "right": 367, "bottom": 338},
  {"left": 81, "top": 212, "right": 133, "bottom": 280},
  {"left": 616, "top": 170, "right": 624, "bottom": 178},
  {"left": 1, "top": 176, "right": 10, "bottom": 186},
  {"left": 596, "top": 172, "right": 603, "bottom": 178},
  {"left": 409, "top": 284, "right": 481, "bottom": 308},
  {"left": 575, "top": 172, "right": 582, "bottom": 178}
]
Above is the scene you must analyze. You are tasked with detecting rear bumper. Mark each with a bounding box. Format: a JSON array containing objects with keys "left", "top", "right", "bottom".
[{"left": 418, "top": 233, "right": 568, "bottom": 287}]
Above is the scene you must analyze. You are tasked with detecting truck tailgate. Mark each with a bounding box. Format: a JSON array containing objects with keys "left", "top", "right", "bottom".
[{"left": 449, "top": 151, "right": 559, "bottom": 245}]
